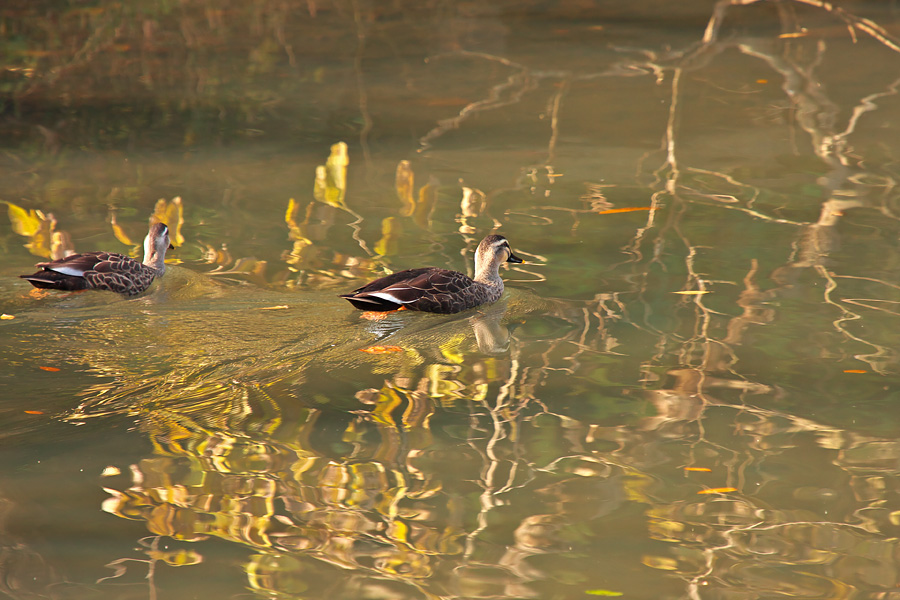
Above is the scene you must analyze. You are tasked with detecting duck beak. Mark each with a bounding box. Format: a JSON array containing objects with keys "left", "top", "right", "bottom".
[{"left": 507, "top": 250, "right": 523, "bottom": 264}]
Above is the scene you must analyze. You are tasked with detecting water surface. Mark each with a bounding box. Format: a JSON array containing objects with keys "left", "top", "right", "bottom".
[{"left": 3, "top": 1, "right": 900, "bottom": 598}]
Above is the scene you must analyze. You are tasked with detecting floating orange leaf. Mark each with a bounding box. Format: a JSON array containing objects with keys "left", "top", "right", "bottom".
[
  {"left": 24, "top": 410, "right": 44, "bottom": 415},
  {"left": 684, "top": 467, "right": 712, "bottom": 472},
  {"left": 360, "top": 345, "right": 404, "bottom": 354},
  {"left": 0, "top": 314, "right": 14, "bottom": 320},
  {"left": 39, "top": 366, "right": 60, "bottom": 372},
  {"left": 698, "top": 487, "right": 737, "bottom": 494},
  {"left": 778, "top": 32, "right": 808, "bottom": 38},
  {"left": 843, "top": 369, "right": 867, "bottom": 374},
  {"left": 673, "top": 290, "right": 709, "bottom": 295},
  {"left": 595, "top": 207, "right": 653, "bottom": 215}
]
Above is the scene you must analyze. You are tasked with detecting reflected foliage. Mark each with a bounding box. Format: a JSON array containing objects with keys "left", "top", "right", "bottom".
[{"left": 3, "top": 0, "right": 900, "bottom": 599}]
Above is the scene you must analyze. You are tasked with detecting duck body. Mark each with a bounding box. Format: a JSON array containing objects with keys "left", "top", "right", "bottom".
[
  {"left": 20, "top": 222, "right": 172, "bottom": 297},
  {"left": 341, "top": 234, "right": 522, "bottom": 314}
]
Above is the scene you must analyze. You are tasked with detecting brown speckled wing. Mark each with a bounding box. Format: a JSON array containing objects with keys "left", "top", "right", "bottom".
[
  {"left": 34, "top": 251, "right": 120, "bottom": 274},
  {"left": 341, "top": 267, "right": 501, "bottom": 313},
  {"left": 383, "top": 269, "right": 479, "bottom": 313},
  {"left": 85, "top": 257, "right": 159, "bottom": 296}
]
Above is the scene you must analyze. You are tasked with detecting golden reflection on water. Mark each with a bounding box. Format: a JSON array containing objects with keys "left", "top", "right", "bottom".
[{"left": 4, "top": 0, "right": 900, "bottom": 598}]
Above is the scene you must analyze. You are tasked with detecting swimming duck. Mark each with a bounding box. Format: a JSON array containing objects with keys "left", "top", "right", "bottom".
[
  {"left": 20, "top": 222, "right": 173, "bottom": 296},
  {"left": 340, "top": 234, "right": 523, "bottom": 313}
]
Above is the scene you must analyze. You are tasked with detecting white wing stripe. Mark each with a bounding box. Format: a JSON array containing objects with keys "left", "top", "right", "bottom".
[
  {"left": 49, "top": 265, "right": 87, "bottom": 277},
  {"left": 368, "top": 291, "right": 415, "bottom": 304}
]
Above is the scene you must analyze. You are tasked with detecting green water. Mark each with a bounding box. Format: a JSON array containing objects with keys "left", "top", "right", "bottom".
[{"left": 3, "top": 1, "right": 900, "bottom": 598}]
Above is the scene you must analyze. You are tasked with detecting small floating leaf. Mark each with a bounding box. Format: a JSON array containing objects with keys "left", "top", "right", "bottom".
[
  {"left": 586, "top": 591, "right": 623, "bottom": 597},
  {"left": 698, "top": 487, "right": 737, "bottom": 494},
  {"left": 673, "top": 290, "right": 709, "bottom": 295},
  {"left": 38, "top": 366, "right": 61, "bottom": 372},
  {"left": 843, "top": 369, "right": 866, "bottom": 374},
  {"left": 360, "top": 345, "right": 404, "bottom": 354},
  {"left": 684, "top": 467, "right": 711, "bottom": 472},
  {"left": 24, "top": 410, "right": 44, "bottom": 415},
  {"left": 259, "top": 305, "right": 290, "bottom": 310},
  {"left": 0, "top": 314, "right": 14, "bottom": 320},
  {"left": 595, "top": 206, "right": 653, "bottom": 215}
]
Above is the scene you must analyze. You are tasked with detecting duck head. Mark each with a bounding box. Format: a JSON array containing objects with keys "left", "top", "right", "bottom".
[
  {"left": 143, "top": 222, "right": 173, "bottom": 272},
  {"left": 475, "top": 234, "right": 522, "bottom": 282}
]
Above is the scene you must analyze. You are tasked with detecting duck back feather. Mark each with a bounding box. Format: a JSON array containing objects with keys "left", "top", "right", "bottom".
[
  {"left": 340, "top": 235, "right": 522, "bottom": 314},
  {"left": 20, "top": 223, "right": 172, "bottom": 296}
]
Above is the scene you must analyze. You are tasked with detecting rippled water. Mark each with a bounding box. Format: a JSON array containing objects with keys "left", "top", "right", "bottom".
[{"left": 2, "top": 1, "right": 900, "bottom": 598}]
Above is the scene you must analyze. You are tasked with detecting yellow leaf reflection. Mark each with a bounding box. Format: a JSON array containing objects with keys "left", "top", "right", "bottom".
[
  {"left": 313, "top": 142, "right": 348, "bottom": 208},
  {"left": 367, "top": 385, "right": 406, "bottom": 426},
  {"left": 109, "top": 211, "right": 134, "bottom": 246},
  {"left": 6, "top": 202, "right": 67, "bottom": 259},
  {"left": 623, "top": 471, "right": 653, "bottom": 503},
  {"left": 285, "top": 197, "right": 301, "bottom": 231},
  {"left": 396, "top": 160, "right": 416, "bottom": 217},
  {"left": 642, "top": 555, "right": 679, "bottom": 570},
  {"left": 51, "top": 230, "right": 74, "bottom": 259},
  {"left": 152, "top": 197, "right": 185, "bottom": 246},
  {"left": 284, "top": 236, "right": 314, "bottom": 269},
  {"left": 414, "top": 177, "right": 438, "bottom": 229},
  {"left": 374, "top": 217, "right": 402, "bottom": 257},
  {"left": 147, "top": 549, "right": 203, "bottom": 567},
  {"left": 6, "top": 201, "right": 42, "bottom": 237},
  {"left": 647, "top": 518, "right": 684, "bottom": 542}
]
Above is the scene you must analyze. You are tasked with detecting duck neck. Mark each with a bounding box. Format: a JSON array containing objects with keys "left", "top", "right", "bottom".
[
  {"left": 474, "top": 262, "right": 503, "bottom": 286},
  {"left": 144, "top": 251, "right": 166, "bottom": 274},
  {"left": 143, "top": 239, "right": 166, "bottom": 274}
]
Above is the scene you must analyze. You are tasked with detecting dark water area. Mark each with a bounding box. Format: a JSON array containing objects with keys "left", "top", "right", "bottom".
[{"left": 3, "top": 0, "right": 900, "bottom": 598}]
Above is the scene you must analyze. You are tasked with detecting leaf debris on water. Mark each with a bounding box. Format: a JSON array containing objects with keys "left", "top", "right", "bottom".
[
  {"left": 360, "top": 345, "right": 404, "bottom": 354},
  {"left": 698, "top": 487, "right": 737, "bottom": 494}
]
